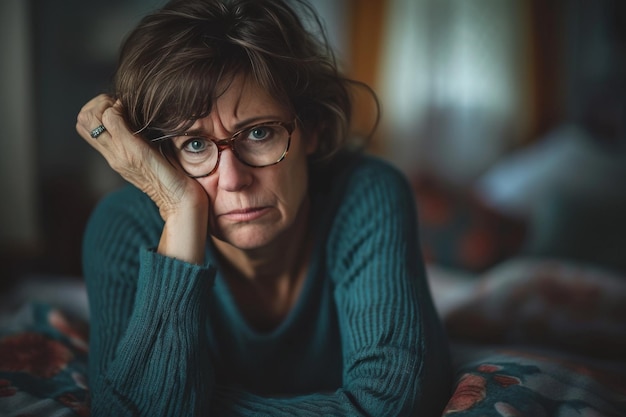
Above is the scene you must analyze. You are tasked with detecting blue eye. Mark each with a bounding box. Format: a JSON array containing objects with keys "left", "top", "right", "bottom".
[
  {"left": 183, "top": 138, "right": 209, "bottom": 153},
  {"left": 248, "top": 127, "right": 271, "bottom": 141}
]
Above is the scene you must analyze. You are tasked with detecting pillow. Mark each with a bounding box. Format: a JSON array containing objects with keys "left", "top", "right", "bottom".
[
  {"left": 443, "top": 258, "right": 626, "bottom": 360},
  {"left": 0, "top": 302, "right": 90, "bottom": 417},
  {"left": 412, "top": 175, "right": 527, "bottom": 272}
]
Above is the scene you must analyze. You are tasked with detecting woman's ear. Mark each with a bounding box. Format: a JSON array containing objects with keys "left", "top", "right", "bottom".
[
  {"left": 303, "top": 122, "right": 322, "bottom": 155},
  {"left": 305, "top": 132, "right": 319, "bottom": 155}
]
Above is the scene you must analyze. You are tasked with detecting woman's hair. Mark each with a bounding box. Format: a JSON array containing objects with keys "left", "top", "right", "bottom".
[{"left": 114, "top": 0, "right": 378, "bottom": 161}]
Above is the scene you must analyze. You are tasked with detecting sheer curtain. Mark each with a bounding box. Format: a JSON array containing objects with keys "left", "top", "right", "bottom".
[{"left": 378, "top": 0, "right": 530, "bottom": 183}]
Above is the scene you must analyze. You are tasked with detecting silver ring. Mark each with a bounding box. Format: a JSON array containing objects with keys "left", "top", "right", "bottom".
[{"left": 90, "top": 124, "right": 107, "bottom": 139}]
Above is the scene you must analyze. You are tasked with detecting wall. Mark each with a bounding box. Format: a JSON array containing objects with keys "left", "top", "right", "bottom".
[{"left": 0, "top": 0, "right": 39, "bottom": 281}]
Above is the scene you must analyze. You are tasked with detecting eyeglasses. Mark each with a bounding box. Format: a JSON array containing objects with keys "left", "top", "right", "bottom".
[{"left": 152, "top": 120, "right": 295, "bottom": 178}]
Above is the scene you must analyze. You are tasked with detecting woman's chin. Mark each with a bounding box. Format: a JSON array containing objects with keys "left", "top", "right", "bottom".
[{"left": 211, "top": 223, "right": 281, "bottom": 252}]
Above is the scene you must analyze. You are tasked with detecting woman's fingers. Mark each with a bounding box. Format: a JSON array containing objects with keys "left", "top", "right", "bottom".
[
  {"left": 76, "top": 94, "right": 115, "bottom": 142},
  {"left": 77, "top": 96, "right": 149, "bottom": 177},
  {"left": 100, "top": 99, "right": 126, "bottom": 138},
  {"left": 78, "top": 97, "right": 158, "bottom": 182}
]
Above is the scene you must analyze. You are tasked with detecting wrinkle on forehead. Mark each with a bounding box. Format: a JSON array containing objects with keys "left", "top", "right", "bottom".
[
  {"left": 191, "top": 73, "right": 289, "bottom": 134},
  {"left": 220, "top": 73, "right": 248, "bottom": 122}
]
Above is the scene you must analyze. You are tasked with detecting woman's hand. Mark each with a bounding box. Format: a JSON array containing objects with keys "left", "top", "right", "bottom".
[{"left": 76, "top": 94, "right": 209, "bottom": 264}]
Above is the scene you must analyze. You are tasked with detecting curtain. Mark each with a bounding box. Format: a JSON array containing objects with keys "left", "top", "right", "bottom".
[{"left": 377, "top": 0, "right": 531, "bottom": 183}]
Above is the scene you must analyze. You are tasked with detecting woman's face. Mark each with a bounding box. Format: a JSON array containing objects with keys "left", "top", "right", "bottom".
[{"left": 178, "top": 75, "right": 317, "bottom": 251}]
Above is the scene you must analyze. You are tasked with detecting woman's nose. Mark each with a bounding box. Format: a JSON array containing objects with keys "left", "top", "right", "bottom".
[{"left": 216, "top": 148, "right": 253, "bottom": 191}]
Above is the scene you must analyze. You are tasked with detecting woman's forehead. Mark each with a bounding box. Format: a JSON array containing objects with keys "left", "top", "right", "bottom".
[
  {"left": 193, "top": 75, "right": 289, "bottom": 128},
  {"left": 218, "top": 74, "right": 277, "bottom": 111}
]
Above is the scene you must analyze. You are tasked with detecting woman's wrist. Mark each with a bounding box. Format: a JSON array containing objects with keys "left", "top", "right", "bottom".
[{"left": 157, "top": 195, "right": 209, "bottom": 265}]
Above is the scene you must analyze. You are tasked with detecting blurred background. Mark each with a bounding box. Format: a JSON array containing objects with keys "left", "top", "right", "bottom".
[{"left": 1, "top": 0, "right": 625, "bottom": 292}]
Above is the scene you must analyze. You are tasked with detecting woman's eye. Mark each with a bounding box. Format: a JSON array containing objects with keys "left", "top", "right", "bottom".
[
  {"left": 247, "top": 126, "right": 272, "bottom": 141},
  {"left": 182, "top": 138, "right": 209, "bottom": 153}
]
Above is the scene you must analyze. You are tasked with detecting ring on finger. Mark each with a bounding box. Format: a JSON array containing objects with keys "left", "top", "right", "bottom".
[{"left": 90, "top": 124, "right": 107, "bottom": 139}]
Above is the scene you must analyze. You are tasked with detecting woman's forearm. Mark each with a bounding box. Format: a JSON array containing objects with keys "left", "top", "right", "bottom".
[{"left": 88, "top": 249, "right": 217, "bottom": 416}]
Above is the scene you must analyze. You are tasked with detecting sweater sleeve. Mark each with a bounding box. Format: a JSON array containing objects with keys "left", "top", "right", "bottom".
[
  {"left": 209, "top": 158, "right": 452, "bottom": 416},
  {"left": 83, "top": 187, "right": 217, "bottom": 416},
  {"left": 327, "top": 158, "right": 452, "bottom": 415}
]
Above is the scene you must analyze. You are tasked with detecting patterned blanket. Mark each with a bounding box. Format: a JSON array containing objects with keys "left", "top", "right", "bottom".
[{"left": 1, "top": 258, "right": 625, "bottom": 416}]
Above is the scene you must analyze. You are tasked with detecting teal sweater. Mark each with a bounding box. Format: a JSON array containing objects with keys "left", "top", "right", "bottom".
[{"left": 83, "top": 153, "right": 451, "bottom": 416}]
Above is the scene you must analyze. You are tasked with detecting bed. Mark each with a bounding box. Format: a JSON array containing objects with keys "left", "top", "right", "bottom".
[{"left": 1, "top": 255, "right": 625, "bottom": 417}]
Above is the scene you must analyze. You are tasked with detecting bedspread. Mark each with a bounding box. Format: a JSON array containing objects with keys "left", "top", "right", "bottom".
[{"left": 1, "top": 257, "right": 625, "bottom": 416}]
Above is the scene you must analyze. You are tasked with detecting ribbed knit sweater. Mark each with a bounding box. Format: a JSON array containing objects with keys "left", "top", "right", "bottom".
[{"left": 82, "top": 153, "right": 451, "bottom": 416}]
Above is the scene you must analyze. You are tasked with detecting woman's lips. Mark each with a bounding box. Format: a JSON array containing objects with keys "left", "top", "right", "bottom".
[{"left": 219, "top": 207, "right": 271, "bottom": 222}]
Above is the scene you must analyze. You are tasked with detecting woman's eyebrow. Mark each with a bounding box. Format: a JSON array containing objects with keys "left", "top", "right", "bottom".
[
  {"left": 183, "top": 115, "right": 286, "bottom": 136},
  {"left": 232, "top": 116, "right": 283, "bottom": 130}
]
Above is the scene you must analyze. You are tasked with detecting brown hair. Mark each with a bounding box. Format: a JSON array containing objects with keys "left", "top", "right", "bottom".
[{"left": 114, "top": 0, "right": 378, "bottom": 161}]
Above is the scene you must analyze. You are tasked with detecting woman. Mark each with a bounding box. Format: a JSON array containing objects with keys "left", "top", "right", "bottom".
[{"left": 75, "top": 0, "right": 451, "bottom": 415}]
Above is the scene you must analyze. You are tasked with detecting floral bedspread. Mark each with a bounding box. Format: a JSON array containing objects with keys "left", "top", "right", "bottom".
[
  {"left": 1, "top": 257, "right": 625, "bottom": 416},
  {"left": 443, "top": 344, "right": 626, "bottom": 417},
  {"left": 433, "top": 258, "right": 626, "bottom": 417},
  {"left": 0, "top": 303, "right": 89, "bottom": 417}
]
